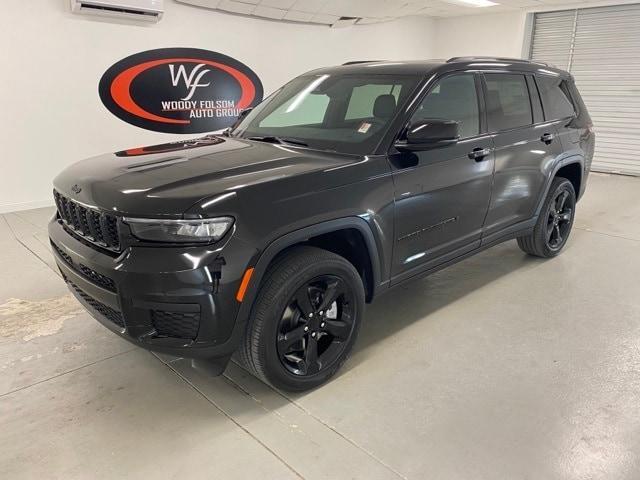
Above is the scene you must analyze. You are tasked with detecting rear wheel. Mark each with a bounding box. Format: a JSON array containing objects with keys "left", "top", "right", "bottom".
[
  {"left": 238, "top": 246, "right": 364, "bottom": 391},
  {"left": 517, "top": 177, "right": 576, "bottom": 258}
]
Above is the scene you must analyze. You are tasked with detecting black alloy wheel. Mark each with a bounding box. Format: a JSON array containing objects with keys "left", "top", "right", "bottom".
[
  {"left": 238, "top": 246, "right": 365, "bottom": 391},
  {"left": 517, "top": 177, "right": 576, "bottom": 258},
  {"left": 546, "top": 189, "right": 574, "bottom": 250},
  {"left": 277, "top": 275, "right": 355, "bottom": 376}
]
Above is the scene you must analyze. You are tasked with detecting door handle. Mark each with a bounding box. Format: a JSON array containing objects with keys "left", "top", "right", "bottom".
[
  {"left": 540, "top": 133, "right": 554, "bottom": 145},
  {"left": 468, "top": 147, "right": 492, "bottom": 161}
]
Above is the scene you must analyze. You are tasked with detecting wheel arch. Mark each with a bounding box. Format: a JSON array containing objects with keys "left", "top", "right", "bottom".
[
  {"left": 535, "top": 155, "right": 585, "bottom": 217},
  {"left": 234, "top": 217, "right": 383, "bottom": 328},
  {"left": 555, "top": 162, "right": 583, "bottom": 199}
]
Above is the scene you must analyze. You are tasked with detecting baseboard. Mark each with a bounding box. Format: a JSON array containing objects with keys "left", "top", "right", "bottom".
[{"left": 0, "top": 199, "right": 55, "bottom": 214}]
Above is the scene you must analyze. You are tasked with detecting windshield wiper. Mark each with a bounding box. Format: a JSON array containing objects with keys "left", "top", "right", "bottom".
[{"left": 247, "top": 136, "right": 308, "bottom": 147}]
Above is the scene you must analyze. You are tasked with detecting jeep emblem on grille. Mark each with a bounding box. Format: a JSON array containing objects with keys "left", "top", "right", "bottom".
[{"left": 71, "top": 184, "right": 82, "bottom": 194}]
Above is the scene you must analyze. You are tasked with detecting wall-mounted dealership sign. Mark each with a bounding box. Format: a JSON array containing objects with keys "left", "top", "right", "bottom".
[{"left": 99, "top": 48, "right": 263, "bottom": 134}]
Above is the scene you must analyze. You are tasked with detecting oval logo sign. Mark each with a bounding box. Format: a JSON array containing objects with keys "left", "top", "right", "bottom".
[{"left": 99, "top": 48, "right": 263, "bottom": 134}]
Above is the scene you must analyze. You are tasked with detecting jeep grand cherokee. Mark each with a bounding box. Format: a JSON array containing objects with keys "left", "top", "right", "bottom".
[{"left": 49, "top": 57, "right": 594, "bottom": 391}]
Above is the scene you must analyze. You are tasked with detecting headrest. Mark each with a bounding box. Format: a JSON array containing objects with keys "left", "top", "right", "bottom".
[{"left": 373, "top": 94, "right": 396, "bottom": 118}]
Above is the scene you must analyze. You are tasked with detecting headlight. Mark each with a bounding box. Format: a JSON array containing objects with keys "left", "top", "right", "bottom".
[{"left": 123, "top": 217, "right": 234, "bottom": 243}]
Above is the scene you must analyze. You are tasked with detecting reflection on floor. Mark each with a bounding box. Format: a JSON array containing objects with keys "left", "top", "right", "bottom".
[{"left": 1, "top": 172, "right": 640, "bottom": 480}]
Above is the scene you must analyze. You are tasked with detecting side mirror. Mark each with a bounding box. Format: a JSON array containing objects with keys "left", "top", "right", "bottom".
[{"left": 395, "top": 119, "right": 460, "bottom": 151}]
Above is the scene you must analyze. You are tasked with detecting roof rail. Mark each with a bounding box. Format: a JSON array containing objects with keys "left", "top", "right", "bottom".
[
  {"left": 342, "top": 60, "right": 382, "bottom": 65},
  {"left": 446, "top": 56, "right": 549, "bottom": 66}
]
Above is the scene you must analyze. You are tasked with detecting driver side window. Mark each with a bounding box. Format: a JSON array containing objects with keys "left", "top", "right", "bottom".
[{"left": 411, "top": 73, "right": 479, "bottom": 139}]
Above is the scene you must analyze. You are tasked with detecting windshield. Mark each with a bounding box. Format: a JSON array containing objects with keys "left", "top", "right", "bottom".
[{"left": 230, "top": 74, "right": 422, "bottom": 154}]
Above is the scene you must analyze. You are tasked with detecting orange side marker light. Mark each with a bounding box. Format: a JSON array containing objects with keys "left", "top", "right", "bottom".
[{"left": 236, "top": 267, "right": 254, "bottom": 302}]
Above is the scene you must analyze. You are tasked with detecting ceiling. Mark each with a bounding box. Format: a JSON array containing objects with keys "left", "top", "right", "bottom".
[{"left": 176, "top": 0, "right": 620, "bottom": 23}]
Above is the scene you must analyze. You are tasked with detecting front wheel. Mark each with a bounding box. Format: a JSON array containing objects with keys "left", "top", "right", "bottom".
[
  {"left": 517, "top": 177, "right": 576, "bottom": 258},
  {"left": 238, "top": 246, "right": 365, "bottom": 391}
]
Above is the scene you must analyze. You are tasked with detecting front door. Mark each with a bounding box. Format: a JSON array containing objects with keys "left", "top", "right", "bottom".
[{"left": 390, "top": 73, "right": 494, "bottom": 282}]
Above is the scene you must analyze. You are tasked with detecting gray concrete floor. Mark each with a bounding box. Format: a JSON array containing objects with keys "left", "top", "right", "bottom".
[{"left": 1, "top": 172, "right": 639, "bottom": 480}]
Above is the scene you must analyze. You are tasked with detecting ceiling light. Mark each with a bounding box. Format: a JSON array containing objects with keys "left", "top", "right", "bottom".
[{"left": 448, "top": 0, "right": 499, "bottom": 7}]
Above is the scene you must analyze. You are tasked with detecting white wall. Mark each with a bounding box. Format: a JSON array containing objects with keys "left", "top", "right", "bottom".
[
  {"left": 0, "top": 0, "right": 436, "bottom": 212},
  {"left": 433, "top": 11, "right": 528, "bottom": 60}
]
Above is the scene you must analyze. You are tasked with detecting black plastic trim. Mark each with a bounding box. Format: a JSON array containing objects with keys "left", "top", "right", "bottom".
[{"left": 234, "top": 217, "right": 382, "bottom": 328}]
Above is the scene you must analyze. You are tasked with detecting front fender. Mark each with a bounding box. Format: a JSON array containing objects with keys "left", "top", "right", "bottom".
[{"left": 234, "top": 216, "right": 383, "bottom": 328}]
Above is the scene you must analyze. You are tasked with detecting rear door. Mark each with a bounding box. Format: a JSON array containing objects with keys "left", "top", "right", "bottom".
[
  {"left": 390, "top": 72, "right": 495, "bottom": 281},
  {"left": 535, "top": 74, "right": 584, "bottom": 152},
  {"left": 481, "top": 72, "right": 564, "bottom": 240}
]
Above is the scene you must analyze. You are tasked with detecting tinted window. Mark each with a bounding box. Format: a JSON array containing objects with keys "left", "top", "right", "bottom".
[
  {"left": 536, "top": 75, "right": 576, "bottom": 120},
  {"left": 411, "top": 73, "right": 479, "bottom": 138},
  {"left": 345, "top": 84, "right": 401, "bottom": 120},
  {"left": 485, "top": 74, "right": 533, "bottom": 131}
]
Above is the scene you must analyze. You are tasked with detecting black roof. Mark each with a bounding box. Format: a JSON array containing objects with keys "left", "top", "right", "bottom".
[{"left": 308, "top": 57, "right": 569, "bottom": 77}]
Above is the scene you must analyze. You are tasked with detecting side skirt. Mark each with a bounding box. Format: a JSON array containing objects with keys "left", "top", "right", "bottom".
[{"left": 382, "top": 217, "right": 536, "bottom": 296}]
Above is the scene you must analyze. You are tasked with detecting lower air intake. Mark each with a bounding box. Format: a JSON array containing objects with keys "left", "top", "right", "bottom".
[{"left": 151, "top": 309, "right": 200, "bottom": 340}]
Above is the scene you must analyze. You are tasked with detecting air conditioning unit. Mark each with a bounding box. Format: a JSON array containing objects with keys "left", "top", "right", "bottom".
[{"left": 70, "top": 0, "right": 164, "bottom": 23}]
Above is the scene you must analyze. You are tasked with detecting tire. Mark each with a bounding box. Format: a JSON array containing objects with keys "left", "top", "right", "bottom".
[
  {"left": 517, "top": 177, "right": 576, "bottom": 258},
  {"left": 238, "top": 246, "right": 365, "bottom": 391}
]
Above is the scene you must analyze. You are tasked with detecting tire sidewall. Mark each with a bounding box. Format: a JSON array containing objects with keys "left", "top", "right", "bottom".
[
  {"left": 538, "top": 178, "right": 576, "bottom": 257},
  {"left": 254, "top": 252, "right": 365, "bottom": 391}
]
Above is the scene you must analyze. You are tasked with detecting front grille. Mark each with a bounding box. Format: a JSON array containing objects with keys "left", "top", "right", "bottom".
[
  {"left": 65, "top": 278, "right": 124, "bottom": 328},
  {"left": 54, "top": 190, "right": 120, "bottom": 252},
  {"left": 151, "top": 309, "right": 200, "bottom": 340},
  {"left": 51, "top": 241, "right": 116, "bottom": 292}
]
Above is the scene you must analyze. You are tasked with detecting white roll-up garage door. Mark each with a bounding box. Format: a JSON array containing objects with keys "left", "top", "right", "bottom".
[{"left": 530, "top": 4, "right": 640, "bottom": 175}]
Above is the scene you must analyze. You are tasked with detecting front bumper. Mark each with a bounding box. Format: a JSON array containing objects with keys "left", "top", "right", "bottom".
[{"left": 48, "top": 217, "right": 253, "bottom": 372}]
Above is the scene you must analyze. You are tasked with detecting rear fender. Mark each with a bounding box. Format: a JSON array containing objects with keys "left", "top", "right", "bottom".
[{"left": 535, "top": 155, "right": 585, "bottom": 216}]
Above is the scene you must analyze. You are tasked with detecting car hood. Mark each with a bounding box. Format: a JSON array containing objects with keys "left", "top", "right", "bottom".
[{"left": 53, "top": 136, "right": 360, "bottom": 216}]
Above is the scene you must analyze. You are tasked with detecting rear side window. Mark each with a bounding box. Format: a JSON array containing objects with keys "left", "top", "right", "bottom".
[
  {"left": 485, "top": 74, "right": 533, "bottom": 132},
  {"left": 536, "top": 75, "right": 576, "bottom": 120},
  {"left": 411, "top": 73, "right": 479, "bottom": 138}
]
